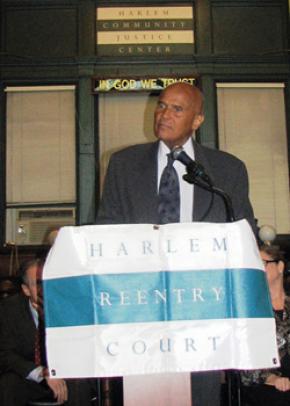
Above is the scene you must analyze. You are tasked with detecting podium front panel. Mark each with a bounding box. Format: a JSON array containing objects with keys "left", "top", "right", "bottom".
[{"left": 123, "top": 373, "right": 191, "bottom": 406}]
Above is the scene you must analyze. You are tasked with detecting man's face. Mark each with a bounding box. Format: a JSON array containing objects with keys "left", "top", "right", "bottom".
[
  {"left": 21, "top": 264, "right": 43, "bottom": 310},
  {"left": 154, "top": 84, "right": 204, "bottom": 149}
]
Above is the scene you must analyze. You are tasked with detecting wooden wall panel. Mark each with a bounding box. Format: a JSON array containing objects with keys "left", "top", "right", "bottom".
[
  {"left": 212, "top": 5, "right": 284, "bottom": 55},
  {"left": 4, "top": 7, "right": 78, "bottom": 58}
]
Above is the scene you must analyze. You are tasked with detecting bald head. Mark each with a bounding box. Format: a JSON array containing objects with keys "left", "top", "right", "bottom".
[
  {"left": 161, "top": 83, "right": 204, "bottom": 114},
  {"left": 154, "top": 82, "right": 205, "bottom": 149}
]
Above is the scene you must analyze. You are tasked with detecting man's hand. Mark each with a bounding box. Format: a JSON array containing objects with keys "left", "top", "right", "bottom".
[
  {"left": 266, "top": 374, "right": 290, "bottom": 392},
  {"left": 45, "top": 377, "right": 68, "bottom": 403}
]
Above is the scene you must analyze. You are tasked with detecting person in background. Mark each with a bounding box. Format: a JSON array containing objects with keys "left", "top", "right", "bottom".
[
  {"left": 241, "top": 245, "right": 290, "bottom": 406},
  {"left": 97, "top": 82, "right": 257, "bottom": 406},
  {"left": 0, "top": 258, "right": 95, "bottom": 406}
]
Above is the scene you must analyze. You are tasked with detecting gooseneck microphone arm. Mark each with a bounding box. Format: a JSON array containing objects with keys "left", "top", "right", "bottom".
[
  {"left": 172, "top": 146, "right": 236, "bottom": 223},
  {"left": 189, "top": 176, "right": 235, "bottom": 222}
]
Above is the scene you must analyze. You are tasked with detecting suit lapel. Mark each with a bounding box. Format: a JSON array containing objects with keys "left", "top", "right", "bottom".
[
  {"left": 192, "top": 141, "right": 216, "bottom": 222},
  {"left": 139, "top": 142, "right": 159, "bottom": 224},
  {"left": 17, "top": 295, "right": 37, "bottom": 355}
]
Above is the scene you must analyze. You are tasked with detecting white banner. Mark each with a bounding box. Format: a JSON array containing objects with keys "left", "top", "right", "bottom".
[{"left": 43, "top": 220, "right": 279, "bottom": 378}]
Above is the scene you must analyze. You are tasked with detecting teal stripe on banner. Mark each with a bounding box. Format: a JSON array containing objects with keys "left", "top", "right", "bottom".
[{"left": 43, "top": 268, "right": 273, "bottom": 328}]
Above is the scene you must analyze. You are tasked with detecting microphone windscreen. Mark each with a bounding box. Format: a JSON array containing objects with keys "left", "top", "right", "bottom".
[{"left": 172, "top": 146, "right": 192, "bottom": 166}]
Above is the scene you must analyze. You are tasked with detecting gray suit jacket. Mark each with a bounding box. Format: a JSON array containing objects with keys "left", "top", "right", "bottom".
[{"left": 97, "top": 139, "right": 256, "bottom": 232}]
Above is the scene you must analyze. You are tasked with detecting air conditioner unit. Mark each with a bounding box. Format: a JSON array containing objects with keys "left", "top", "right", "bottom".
[{"left": 15, "top": 208, "right": 75, "bottom": 245}]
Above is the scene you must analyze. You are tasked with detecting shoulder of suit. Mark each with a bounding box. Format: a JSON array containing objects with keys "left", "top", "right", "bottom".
[
  {"left": 0, "top": 293, "right": 28, "bottom": 314},
  {"left": 196, "top": 143, "right": 245, "bottom": 167}
]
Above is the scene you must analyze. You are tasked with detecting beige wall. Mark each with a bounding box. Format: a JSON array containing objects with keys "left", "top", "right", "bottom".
[{"left": 217, "top": 83, "right": 290, "bottom": 234}]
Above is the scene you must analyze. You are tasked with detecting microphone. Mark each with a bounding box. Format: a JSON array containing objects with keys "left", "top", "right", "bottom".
[{"left": 172, "top": 146, "right": 213, "bottom": 186}]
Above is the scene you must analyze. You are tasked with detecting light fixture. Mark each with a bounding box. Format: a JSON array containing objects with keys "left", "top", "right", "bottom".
[{"left": 258, "top": 225, "right": 277, "bottom": 246}]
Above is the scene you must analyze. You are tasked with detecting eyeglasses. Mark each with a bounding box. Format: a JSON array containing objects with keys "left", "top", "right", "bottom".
[{"left": 262, "top": 259, "right": 279, "bottom": 266}]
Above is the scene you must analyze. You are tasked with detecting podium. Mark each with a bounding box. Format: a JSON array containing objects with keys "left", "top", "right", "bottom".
[
  {"left": 43, "top": 221, "right": 278, "bottom": 406},
  {"left": 124, "top": 373, "right": 191, "bottom": 406}
]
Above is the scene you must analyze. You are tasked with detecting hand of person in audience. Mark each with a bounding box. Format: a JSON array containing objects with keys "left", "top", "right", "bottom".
[
  {"left": 45, "top": 377, "right": 68, "bottom": 403},
  {"left": 266, "top": 374, "right": 290, "bottom": 391}
]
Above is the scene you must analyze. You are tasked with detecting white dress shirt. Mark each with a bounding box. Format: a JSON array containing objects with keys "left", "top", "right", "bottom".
[{"left": 157, "top": 137, "right": 195, "bottom": 223}]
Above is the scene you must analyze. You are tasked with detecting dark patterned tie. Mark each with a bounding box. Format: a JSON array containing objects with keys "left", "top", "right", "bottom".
[{"left": 158, "top": 153, "right": 180, "bottom": 224}]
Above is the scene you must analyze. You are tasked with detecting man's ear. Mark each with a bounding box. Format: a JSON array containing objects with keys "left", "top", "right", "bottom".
[
  {"left": 192, "top": 114, "right": 205, "bottom": 131},
  {"left": 21, "top": 283, "right": 30, "bottom": 297}
]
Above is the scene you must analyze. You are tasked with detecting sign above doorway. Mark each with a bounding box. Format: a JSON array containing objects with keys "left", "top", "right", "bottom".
[{"left": 96, "top": 5, "right": 194, "bottom": 57}]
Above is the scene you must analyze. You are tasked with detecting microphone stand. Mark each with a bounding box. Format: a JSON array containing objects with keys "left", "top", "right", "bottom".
[
  {"left": 184, "top": 168, "right": 240, "bottom": 406},
  {"left": 183, "top": 172, "right": 236, "bottom": 223}
]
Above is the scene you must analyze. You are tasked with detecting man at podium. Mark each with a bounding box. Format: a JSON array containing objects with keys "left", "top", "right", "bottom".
[{"left": 97, "top": 82, "right": 256, "bottom": 405}]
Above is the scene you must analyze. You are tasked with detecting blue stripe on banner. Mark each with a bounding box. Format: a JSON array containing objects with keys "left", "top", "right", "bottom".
[{"left": 43, "top": 268, "right": 273, "bottom": 328}]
